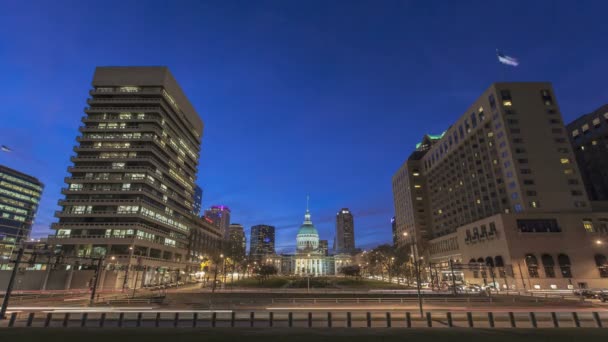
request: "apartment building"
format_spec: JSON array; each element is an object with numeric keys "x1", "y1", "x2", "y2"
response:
[
  {"x1": 393, "y1": 82, "x2": 608, "y2": 289},
  {"x1": 567, "y1": 104, "x2": 608, "y2": 201}
]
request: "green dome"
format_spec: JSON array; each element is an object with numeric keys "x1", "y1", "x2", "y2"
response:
[{"x1": 298, "y1": 223, "x2": 318, "y2": 236}]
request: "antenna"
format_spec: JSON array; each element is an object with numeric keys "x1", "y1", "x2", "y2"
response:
[{"x1": 306, "y1": 195, "x2": 310, "y2": 211}]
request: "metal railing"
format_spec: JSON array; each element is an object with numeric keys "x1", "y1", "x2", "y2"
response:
[{"x1": 1, "y1": 310, "x2": 605, "y2": 329}]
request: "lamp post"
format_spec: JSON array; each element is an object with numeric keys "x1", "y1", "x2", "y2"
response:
[
  {"x1": 403, "y1": 232, "x2": 423, "y2": 317},
  {"x1": 220, "y1": 254, "x2": 226, "y2": 288},
  {"x1": 0, "y1": 248, "x2": 24, "y2": 319}
]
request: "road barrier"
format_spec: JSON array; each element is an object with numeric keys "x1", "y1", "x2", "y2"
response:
[{"x1": 0, "y1": 310, "x2": 606, "y2": 329}]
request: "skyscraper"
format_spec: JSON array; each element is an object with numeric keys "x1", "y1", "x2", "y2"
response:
[
  {"x1": 318, "y1": 239, "x2": 329, "y2": 256},
  {"x1": 0, "y1": 165, "x2": 44, "y2": 259},
  {"x1": 192, "y1": 185, "x2": 203, "y2": 215},
  {"x1": 49, "y1": 66, "x2": 221, "y2": 288},
  {"x1": 249, "y1": 224, "x2": 275, "y2": 259},
  {"x1": 228, "y1": 223, "x2": 246, "y2": 260},
  {"x1": 567, "y1": 104, "x2": 608, "y2": 201},
  {"x1": 392, "y1": 82, "x2": 608, "y2": 289},
  {"x1": 204, "y1": 205, "x2": 231, "y2": 239},
  {"x1": 335, "y1": 208, "x2": 355, "y2": 254}
]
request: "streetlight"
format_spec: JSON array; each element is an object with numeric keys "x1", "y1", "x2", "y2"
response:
[
  {"x1": 596, "y1": 240, "x2": 603, "y2": 245},
  {"x1": 403, "y1": 232, "x2": 423, "y2": 317},
  {"x1": 220, "y1": 254, "x2": 226, "y2": 288}
]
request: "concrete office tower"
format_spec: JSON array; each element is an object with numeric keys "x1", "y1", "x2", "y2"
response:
[
  {"x1": 192, "y1": 185, "x2": 203, "y2": 215},
  {"x1": 567, "y1": 104, "x2": 608, "y2": 201},
  {"x1": 393, "y1": 83, "x2": 608, "y2": 289},
  {"x1": 204, "y1": 205, "x2": 231, "y2": 239},
  {"x1": 249, "y1": 224, "x2": 275, "y2": 259},
  {"x1": 0, "y1": 165, "x2": 44, "y2": 259},
  {"x1": 335, "y1": 208, "x2": 355, "y2": 254},
  {"x1": 228, "y1": 223, "x2": 246, "y2": 260},
  {"x1": 49, "y1": 66, "x2": 221, "y2": 289}
]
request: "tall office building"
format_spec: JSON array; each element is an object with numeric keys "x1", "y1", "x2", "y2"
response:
[
  {"x1": 49, "y1": 66, "x2": 221, "y2": 288},
  {"x1": 318, "y1": 239, "x2": 329, "y2": 256},
  {"x1": 204, "y1": 205, "x2": 231, "y2": 240},
  {"x1": 0, "y1": 165, "x2": 44, "y2": 259},
  {"x1": 249, "y1": 224, "x2": 275, "y2": 259},
  {"x1": 567, "y1": 104, "x2": 608, "y2": 201},
  {"x1": 393, "y1": 82, "x2": 608, "y2": 289},
  {"x1": 228, "y1": 223, "x2": 246, "y2": 260},
  {"x1": 335, "y1": 208, "x2": 355, "y2": 254},
  {"x1": 192, "y1": 185, "x2": 203, "y2": 215}
]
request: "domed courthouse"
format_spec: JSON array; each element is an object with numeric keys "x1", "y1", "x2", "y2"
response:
[{"x1": 265, "y1": 205, "x2": 353, "y2": 276}]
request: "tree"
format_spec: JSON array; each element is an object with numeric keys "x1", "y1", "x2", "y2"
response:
[
  {"x1": 255, "y1": 264, "x2": 278, "y2": 282},
  {"x1": 339, "y1": 265, "x2": 361, "y2": 278}
]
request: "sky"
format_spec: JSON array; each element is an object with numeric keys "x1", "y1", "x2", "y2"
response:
[{"x1": 1, "y1": 0, "x2": 607, "y2": 253}]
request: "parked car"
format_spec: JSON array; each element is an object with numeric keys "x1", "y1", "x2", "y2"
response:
[
  {"x1": 597, "y1": 292, "x2": 608, "y2": 303},
  {"x1": 574, "y1": 289, "x2": 602, "y2": 298}
]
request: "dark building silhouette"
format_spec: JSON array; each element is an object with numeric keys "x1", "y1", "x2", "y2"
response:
[
  {"x1": 249, "y1": 224, "x2": 275, "y2": 259},
  {"x1": 335, "y1": 208, "x2": 355, "y2": 253},
  {"x1": 567, "y1": 104, "x2": 608, "y2": 201}
]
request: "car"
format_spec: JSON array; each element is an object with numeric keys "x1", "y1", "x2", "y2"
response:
[
  {"x1": 598, "y1": 292, "x2": 608, "y2": 303},
  {"x1": 574, "y1": 289, "x2": 600, "y2": 298}
]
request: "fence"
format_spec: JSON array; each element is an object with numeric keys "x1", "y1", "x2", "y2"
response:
[{"x1": 1, "y1": 310, "x2": 605, "y2": 328}]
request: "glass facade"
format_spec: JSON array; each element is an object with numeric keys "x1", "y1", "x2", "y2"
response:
[{"x1": 0, "y1": 165, "x2": 43, "y2": 259}]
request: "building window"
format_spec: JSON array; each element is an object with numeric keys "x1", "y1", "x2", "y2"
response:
[
  {"x1": 525, "y1": 254, "x2": 540, "y2": 278},
  {"x1": 541, "y1": 254, "x2": 556, "y2": 278},
  {"x1": 583, "y1": 219, "x2": 594, "y2": 232},
  {"x1": 489, "y1": 95, "x2": 496, "y2": 109},
  {"x1": 595, "y1": 254, "x2": 608, "y2": 278},
  {"x1": 558, "y1": 254, "x2": 572, "y2": 278},
  {"x1": 541, "y1": 89, "x2": 553, "y2": 106},
  {"x1": 517, "y1": 219, "x2": 560, "y2": 233},
  {"x1": 500, "y1": 90, "x2": 512, "y2": 106}
]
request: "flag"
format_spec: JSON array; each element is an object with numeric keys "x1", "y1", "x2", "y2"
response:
[
  {"x1": 1, "y1": 145, "x2": 12, "y2": 152},
  {"x1": 497, "y1": 50, "x2": 519, "y2": 66}
]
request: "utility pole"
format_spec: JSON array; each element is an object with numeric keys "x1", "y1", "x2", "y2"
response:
[
  {"x1": 449, "y1": 259, "x2": 457, "y2": 296},
  {"x1": 0, "y1": 248, "x2": 24, "y2": 319},
  {"x1": 89, "y1": 257, "x2": 104, "y2": 306}
]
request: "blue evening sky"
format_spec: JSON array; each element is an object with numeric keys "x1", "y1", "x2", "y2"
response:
[{"x1": 1, "y1": 1, "x2": 607, "y2": 252}]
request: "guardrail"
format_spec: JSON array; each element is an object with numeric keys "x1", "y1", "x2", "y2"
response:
[{"x1": 0, "y1": 310, "x2": 605, "y2": 329}]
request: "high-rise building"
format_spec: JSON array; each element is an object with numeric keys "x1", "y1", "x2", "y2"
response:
[
  {"x1": 192, "y1": 185, "x2": 203, "y2": 215},
  {"x1": 335, "y1": 208, "x2": 355, "y2": 254},
  {"x1": 392, "y1": 82, "x2": 608, "y2": 289},
  {"x1": 0, "y1": 165, "x2": 44, "y2": 259},
  {"x1": 567, "y1": 104, "x2": 608, "y2": 201},
  {"x1": 319, "y1": 239, "x2": 328, "y2": 256},
  {"x1": 249, "y1": 224, "x2": 275, "y2": 259},
  {"x1": 228, "y1": 223, "x2": 246, "y2": 260},
  {"x1": 204, "y1": 205, "x2": 231, "y2": 240},
  {"x1": 48, "y1": 66, "x2": 221, "y2": 288}
]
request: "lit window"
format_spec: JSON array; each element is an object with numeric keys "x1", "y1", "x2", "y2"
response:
[
  {"x1": 530, "y1": 201, "x2": 539, "y2": 208},
  {"x1": 414, "y1": 184, "x2": 421, "y2": 188},
  {"x1": 564, "y1": 169, "x2": 574, "y2": 175},
  {"x1": 583, "y1": 220, "x2": 594, "y2": 232},
  {"x1": 560, "y1": 158, "x2": 570, "y2": 164},
  {"x1": 592, "y1": 140, "x2": 598, "y2": 146},
  {"x1": 582, "y1": 124, "x2": 590, "y2": 132},
  {"x1": 412, "y1": 172, "x2": 420, "y2": 176},
  {"x1": 119, "y1": 86, "x2": 140, "y2": 93},
  {"x1": 503, "y1": 100, "x2": 512, "y2": 107},
  {"x1": 593, "y1": 118, "x2": 601, "y2": 127}
]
